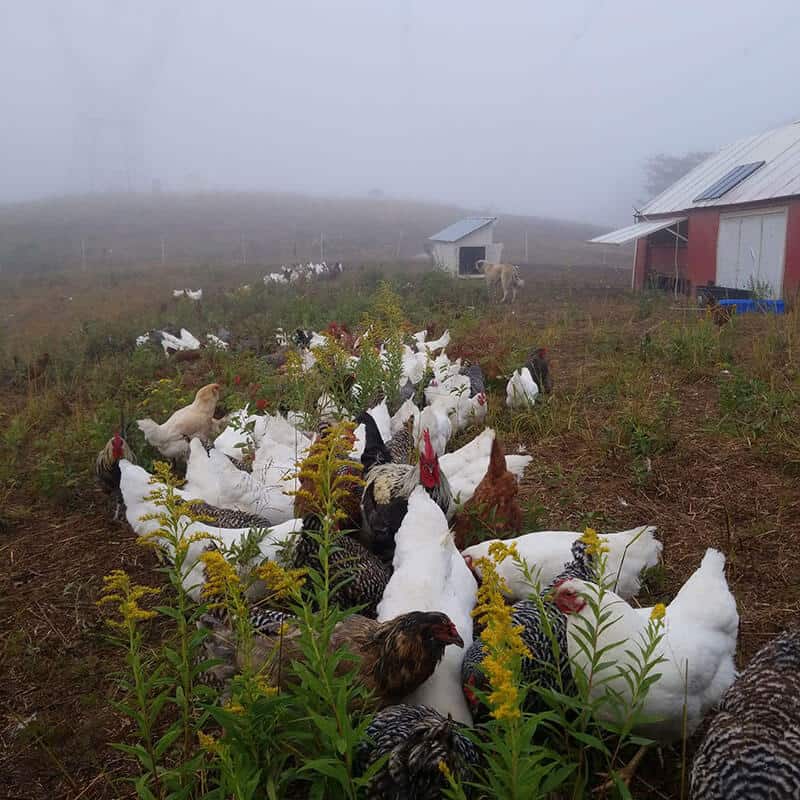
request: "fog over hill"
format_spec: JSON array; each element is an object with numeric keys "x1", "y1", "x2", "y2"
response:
[{"x1": 0, "y1": 192, "x2": 625, "y2": 276}]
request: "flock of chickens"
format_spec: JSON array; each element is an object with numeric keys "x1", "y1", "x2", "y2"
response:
[
  {"x1": 94, "y1": 323, "x2": 800, "y2": 799},
  {"x1": 264, "y1": 261, "x2": 345, "y2": 286}
]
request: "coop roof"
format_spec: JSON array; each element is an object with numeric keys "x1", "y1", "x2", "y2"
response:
[
  {"x1": 641, "y1": 121, "x2": 800, "y2": 215},
  {"x1": 429, "y1": 217, "x2": 497, "y2": 242}
]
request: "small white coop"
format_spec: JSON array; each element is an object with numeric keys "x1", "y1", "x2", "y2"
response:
[{"x1": 428, "y1": 217, "x2": 503, "y2": 277}]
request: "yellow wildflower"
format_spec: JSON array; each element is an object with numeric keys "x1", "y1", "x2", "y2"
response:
[
  {"x1": 437, "y1": 759, "x2": 453, "y2": 780},
  {"x1": 579, "y1": 527, "x2": 610, "y2": 558},
  {"x1": 197, "y1": 731, "x2": 218, "y2": 752},
  {"x1": 96, "y1": 570, "x2": 160, "y2": 629},
  {"x1": 650, "y1": 603, "x2": 666, "y2": 622},
  {"x1": 199, "y1": 550, "x2": 240, "y2": 602},
  {"x1": 487, "y1": 540, "x2": 519, "y2": 564},
  {"x1": 253, "y1": 674, "x2": 280, "y2": 697},
  {"x1": 225, "y1": 701, "x2": 244, "y2": 715},
  {"x1": 256, "y1": 561, "x2": 307, "y2": 600},
  {"x1": 470, "y1": 553, "x2": 530, "y2": 722}
]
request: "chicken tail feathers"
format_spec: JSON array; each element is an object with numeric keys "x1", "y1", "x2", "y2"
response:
[{"x1": 137, "y1": 418, "x2": 162, "y2": 446}]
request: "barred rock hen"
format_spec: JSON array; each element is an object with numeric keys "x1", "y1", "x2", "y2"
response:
[
  {"x1": 690, "y1": 625, "x2": 800, "y2": 800},
  {"x1": 387, "y1": 416, "x2": 415, "y2": 465},
  {"x1": 356, "y1": 704, "x2": 479, "y2": 800},
  {"x1": 95, "y1": 432, "x2": 136, "y2": 520},
  {"x1": 289, "y1": 519, "x2": 390, "y2": 617},
  {"x1": 200, "y1": 610, "x2": 463, "y2": 707},
  {"x1": 462, "y1": 540, "x2": 594, "y2": 719},
  {"x1": 460, "y1": 360, "x2": 486, "y2": 397},
  {"x1": 360, "y1": 429, "x2": 453, "y2": 562},
  {"x1": 525, "y1": 347, "x2": 553, "y2": 394},
  {"x1": 188, "y1": 502, "x2": 274, "y2": 530},
  {"x1": 452, "y1": 437, "x2": 522, "y2": 550}
]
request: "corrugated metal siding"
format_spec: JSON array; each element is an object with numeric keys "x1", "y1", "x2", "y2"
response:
[
  {"x1": 429, "y1": 217, "x2": 497, "y2": 242},
  {"x1": 643, "y1": 122, "x2": 800, "y2": 215}
]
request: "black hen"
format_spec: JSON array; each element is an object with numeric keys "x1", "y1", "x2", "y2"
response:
[
  {"x1": 359, "y1": 411, "x2": 391, "y2": 475},
  {"x1": 525, "y1": 347, "x2": 553, "y2": 394},
  {"x1": 690, "y1": 625, "x2": 800, "y2": 800},
  {"x1": 356, "y1": 704, "x2": 479, "y2": 800}
]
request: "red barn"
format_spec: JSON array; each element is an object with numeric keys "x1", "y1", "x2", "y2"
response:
[{"x1": 592, "y1": 121, "x2": 800, "y2": 299}]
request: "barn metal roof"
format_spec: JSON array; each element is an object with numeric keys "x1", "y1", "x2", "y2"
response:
[
  {"x1": 589, "y1": 217, "x2": 687, "y2": 245},
  {"x1": 429, "y1": 216, "x2": 497, "y2": 242},
  {"x1": 642, "y1": 121, "x2": 800, "y2": 215}
]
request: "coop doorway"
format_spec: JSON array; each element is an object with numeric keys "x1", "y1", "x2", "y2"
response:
[{"x1": 458, "y1": 246, "x2": 486, "y2": 276}]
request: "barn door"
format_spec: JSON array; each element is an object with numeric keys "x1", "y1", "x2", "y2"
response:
[{"x1": 716, "y1": 209, "x2": 787, "y2": 296}]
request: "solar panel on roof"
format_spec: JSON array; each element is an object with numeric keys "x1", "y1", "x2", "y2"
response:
[{"x1": 693, "y1": 161, "x2": 766, "y2": 202}]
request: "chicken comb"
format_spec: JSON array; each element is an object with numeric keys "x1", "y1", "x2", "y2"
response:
[{"x1": 422, "y1": 428, "x2": 435, "y2": 460}]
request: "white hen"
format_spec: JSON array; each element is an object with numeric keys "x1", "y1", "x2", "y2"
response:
[
  {"x1": 418, "y1": 403, "x2": 452, "y2": 457},
  {"x1": 119, "y1": 460, "x2": 302, "y2": 601},
  {"x1": 463, "y1": 526, "x2": 662, "y2": 600},
  {"x1": 439, "y1": 428, "x2": 531, "y2": 505},
  {"x1": 184, "y1": 439, "x2": 297, "y2": 523},
  {"x1": 416, "y1": 330, "x2": 451, "y2": 355},
  {"x1": 390, "y1": 398, "x2": 421, "y2": 438},
  {"x1": 377, "y1": 486, "x2": 477, "y2": 725},
  {"x1": 506, "y1": 367, "x2": 539, "y2": 408},
  {"x1": 554, "y1": 548, "x2": 738, "y2": 743}
]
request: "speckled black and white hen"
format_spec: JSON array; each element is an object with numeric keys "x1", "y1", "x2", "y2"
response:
[
  {"x1": 690, "y1": 625, "x2": 800, "y2": 800},
  {"x1": 289, "y1": 517, "x2": 391, "y2": 617},
  {"x1": 460, "y1": 361, "x2": 486, "y2": 398},
  {"x1": 189, "y1": 501, "x2": 274, "y2": 529},
  {"x1": 356, "y1": 704, "x2": 479, "y2": 800},
  {"x1": 461, "y1": 540, "x2": 594, "y2": 718}
]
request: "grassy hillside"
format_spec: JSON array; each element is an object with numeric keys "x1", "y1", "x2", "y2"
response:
[{"x1": 0, "y1": 191, "x2": 623, "y2": 276}]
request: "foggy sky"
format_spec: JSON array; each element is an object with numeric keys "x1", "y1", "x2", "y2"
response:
[{"x1": 2, "y1": 0, "x2": 799, "y2": 226}]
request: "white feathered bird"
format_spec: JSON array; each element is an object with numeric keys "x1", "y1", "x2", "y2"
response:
[
  {"x1": 418, "y1": 403, "x2": 452, "y2": 457},
  {"x1": 184, "y1": 438, "x2": 298, "y2": 523},
  {"x1": 390, "y1": 398, "x2": 421, "y2": 439},
  {"x1": 506, "y1": 367, "x2": 539, "y2": 408},
  {"x1": 463, "y1": 526, "x2": 662, "y2": 600},
  {"x1": 158, "y1": 328, "x2": 201, "y2": 355},
  {"x1": 377, "y1": 486, "x2": 477, "y2": 725},
  {"x1": 416, "y1": 330, "x2": 450, "y2": 355},
  {"x1": 119, "y1": 460, "x2": 302, "y2": 600},
  {"x1": 137, "y1": 383, "x2": 220, "y2": 460},
  {"x1": 554, "y1": 548, "x2": 738, "y2": 745}
]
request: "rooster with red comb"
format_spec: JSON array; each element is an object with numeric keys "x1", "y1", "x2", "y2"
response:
[{"x1": 359, "y1": 428, "x2": 454, "y2": 563}]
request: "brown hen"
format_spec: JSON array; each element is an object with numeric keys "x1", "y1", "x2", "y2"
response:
[
  {"x1": 201, "y1": 610, "x2": 463, "y2": 707},
  {"x1": 452, "y1": 437, "x2": 523, "y2": 550}
]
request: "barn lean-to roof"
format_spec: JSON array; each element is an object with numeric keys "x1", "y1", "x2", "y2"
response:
[{"x1": 429, "y1": 216, "x2": 497, "y2": 242}]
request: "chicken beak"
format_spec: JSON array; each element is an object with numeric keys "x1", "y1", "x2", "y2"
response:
[{"x1": 452, "y1": 632, "x2": 464, "y2": 648}]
